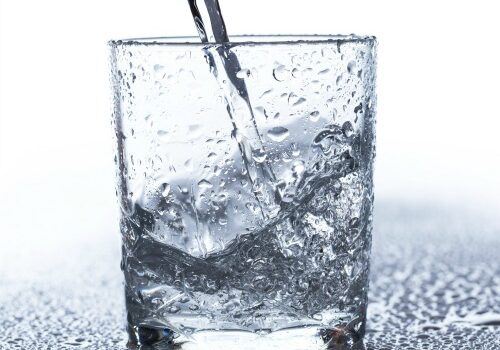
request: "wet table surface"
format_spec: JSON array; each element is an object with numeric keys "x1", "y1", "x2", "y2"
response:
[{"x1": 1, "y1": 201, "x2": 499, "y2": 349}]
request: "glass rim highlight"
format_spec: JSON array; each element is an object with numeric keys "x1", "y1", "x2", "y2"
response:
[{"x1": 109, "y1": 34, "x2": 377, "y2": 47}]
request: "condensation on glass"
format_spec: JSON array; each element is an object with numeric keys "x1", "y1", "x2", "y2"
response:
[{"x1": 109, "y1": 35, "x2": 377, "y2": 349}]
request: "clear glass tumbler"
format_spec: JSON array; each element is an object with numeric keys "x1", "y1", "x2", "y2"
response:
[{"x1": 109, "y1": 35, "x2": 376, "y2": 349}]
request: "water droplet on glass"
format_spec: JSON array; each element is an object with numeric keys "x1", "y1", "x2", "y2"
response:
[
  {"x1": 309, "y1": 111, "x2": 320, "y2": 122},
  {"x1": 312, "y1": 313, "x2": 323, "y2": 321},
  {"x1": 197, "y1": 179, "x2": 213, "y2": 189},
  {"x1": 260, "y1": 89, "x2": 273, "y2": 98},
  {"x1": 213, "y1": 165, "x2": 221, "y2": 176},
  {"x1": 313, "y1": 124, "x2": 343, "y2": 155},
  {"x1": 168, "y1": 306, "x2": 180, "y2": 314},
  {"x1": 273, "y1": 65, "x2": 288, "y2": 82},
  {"x1": 342, "y1": 121, "x2": 354, "y2": 138},
  {"x1": 335, "y1": 76, "x2": 343, "y2": 89},
  {"x1": 157, "y1": 130, "x2": 168, "y2": 139},
  {"x1": 184, "y1": 158, "x2": 193, "y2": 170},
  {"x1": 347, "y1": 61, "x2": 356, "y2": 74},
  {"x1": 267, "y1": 126, "x2": 290, "y2": 142},
  {"x1": 161, "y1": 183, "x2": 171, "y2": 197},
  {"x1": 252, "y1": 149, "x2": 267, "y2": 163},
  {"x1": 255, "y1": 106, "x2": 269, "y2": 119},
  {"x1": 218, "y1": 218, "x2": 228, "y2": 225},
  {"x1": 293, "y1": 97, "x2": 306, "y2": 107},
  {"x1": 236, "y1": 68, "x2": 251, "y2": 79},
  {"x1": 187, "y1": 124, "x2": 202, "y2": 140},
  {"x1": 153, "y1": 64, "x2": 164, "y2": 72},
  {"x1": 354, "y1": 103, "x2": 363, "y2": 115}
]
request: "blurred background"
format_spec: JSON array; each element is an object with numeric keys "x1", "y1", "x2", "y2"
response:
[{"x1": 1, "y1": 0, "x2": 499, "y2": 264}]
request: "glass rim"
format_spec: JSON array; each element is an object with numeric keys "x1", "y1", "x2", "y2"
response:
[{"x1": 109, "y1": 34, "x2": 376, "y2": 47}]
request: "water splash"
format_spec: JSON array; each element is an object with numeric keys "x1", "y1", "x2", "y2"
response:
[{"x1": 187, "y1": 0, "x2": 279, "y2": 219}]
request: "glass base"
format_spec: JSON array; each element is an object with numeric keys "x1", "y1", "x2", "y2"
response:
[{"x1": 127, "y1": 323, "x2": 365, "y2": 350}]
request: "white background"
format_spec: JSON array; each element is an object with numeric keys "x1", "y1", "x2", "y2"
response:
[{"x1": 1, "y1": 0, "x2": 499, "y2": 259}]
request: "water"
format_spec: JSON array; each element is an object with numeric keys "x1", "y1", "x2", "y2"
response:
[
  {"x1": 122, "y1": 117, "x2": 374, "y2": 346},
  {"x1": 4, "y1": 201, "x2": 500, "y2": 350},
  {"x1": 188, "y1": 0, "x2": 280, "y2": 221},
  {"x1": 111, "y1": 5, "x2": 377, "y2": 346},
  {"x1": 187, "y1": 0, "x2": 228, "y2": 43}
]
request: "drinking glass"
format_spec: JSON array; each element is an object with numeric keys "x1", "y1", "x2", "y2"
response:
[{"x1": 109, "y1": 35, "x2": 376, "y2": 349}]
